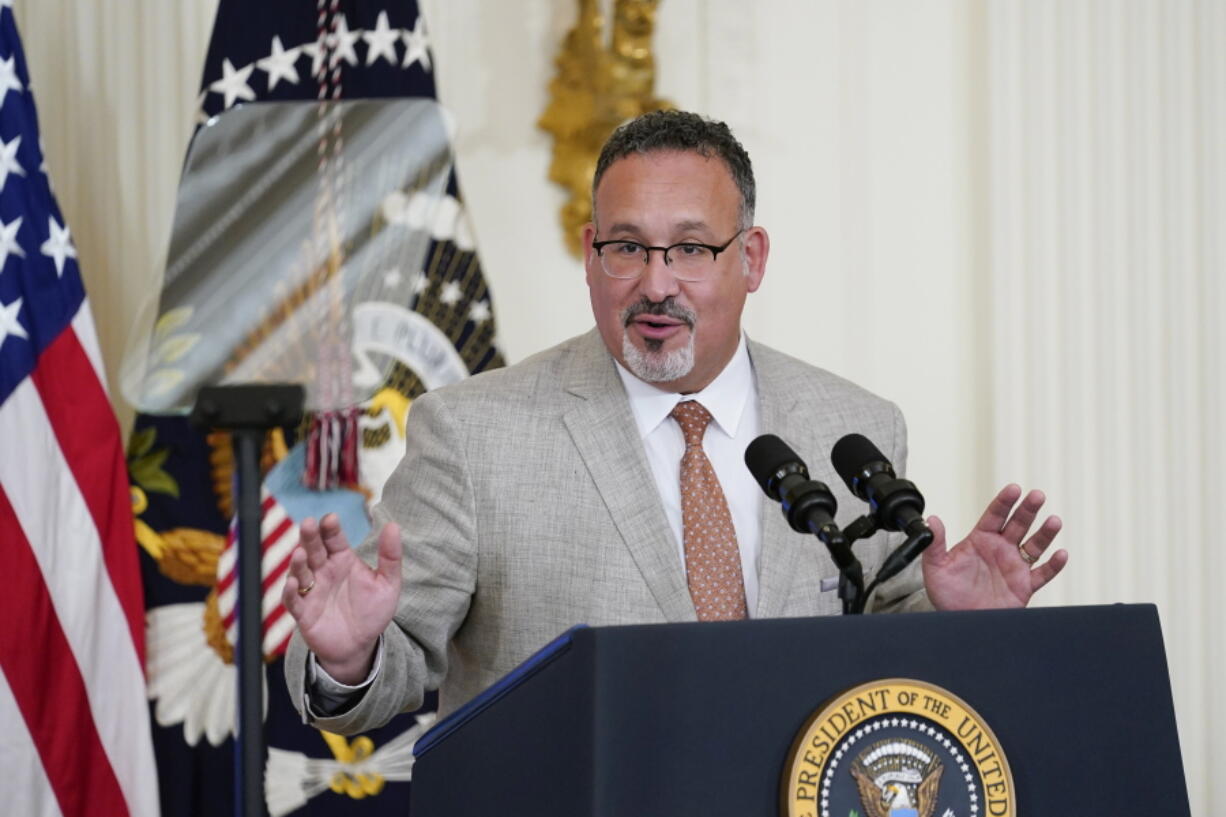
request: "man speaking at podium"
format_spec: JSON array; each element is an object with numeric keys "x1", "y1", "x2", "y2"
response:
[{"x1": 282, "y1": 111, "x2": 1067, "y2": 731}]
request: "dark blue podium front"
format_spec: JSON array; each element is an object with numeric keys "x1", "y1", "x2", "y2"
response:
[{"x1": 410, "y1": 604, "x2": 1189, "y2": 816}]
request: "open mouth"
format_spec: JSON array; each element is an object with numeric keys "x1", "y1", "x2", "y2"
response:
[
  {"x1": 622, "y1": 298, "x2": 695, "y2": 336},
  {"x1": 630, "y1": 315, "x2": 688, "y2": 340},
  {"x1": 635, "y1": 316, "x2": 683, "y2": 329}
]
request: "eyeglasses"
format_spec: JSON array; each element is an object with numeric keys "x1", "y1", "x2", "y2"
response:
[{"x1": 591, "y1": 230, "x2": 744, "y2": 282}]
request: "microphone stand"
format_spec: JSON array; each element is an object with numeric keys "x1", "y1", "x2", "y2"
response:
[
  {"x1": 840, "y1": 516, "x2": 878, "y2": 615},
  {"x1": 841, "y1": 515, "x2": 933, "y2": 615},
  {"x1": 818, "y1": 529, "x2": 863, "y2": 616}
]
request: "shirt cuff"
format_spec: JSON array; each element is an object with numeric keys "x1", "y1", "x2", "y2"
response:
[{"x1": 303, "y1": 635, "x2": 384, "y2": 719}]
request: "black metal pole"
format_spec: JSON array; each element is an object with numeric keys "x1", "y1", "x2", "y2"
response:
[
  {"x1": 233, "y1": 427, "x2": 267, "y2": 817},
  {"x1": 190, "y1": 384, "x2": 303, "y2": 817}
]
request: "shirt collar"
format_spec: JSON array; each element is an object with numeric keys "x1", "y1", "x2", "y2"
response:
[{"x1": 615, "y1": 335, "x2": 754, "y2": 440}]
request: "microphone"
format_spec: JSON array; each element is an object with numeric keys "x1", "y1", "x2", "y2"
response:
[
  {"x1": 830, "y1": 433, "x2": 928, "y2": 537},
  {"x1": 745, "y1": 434, "x2": 855, "y2": 572},
  {"x1": 830, "y1": 433, "x2": 933, "y2": 584}
]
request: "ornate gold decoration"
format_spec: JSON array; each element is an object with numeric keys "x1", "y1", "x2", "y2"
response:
[
  {"x1": 202, "y1": 589, "x2": 236, "y2": 665},
  {"x1": 321, "y1": 732, "x2": 387, "y2": 798},
  {"x1": 365, "y1": 387, "x2": 411, "y2": 438},
  {"x1": 154, "y1": 526, "x2": 224, "y2": 587},
  {"x1": 539, "y1": 0, "x2": 673, "y2": 256},
  {"x1": 206, "y1": 427, "x2": 289, "y2": 519},
  {"x1": 131, "y1": 484, "x2": 225, "y2": 585}
]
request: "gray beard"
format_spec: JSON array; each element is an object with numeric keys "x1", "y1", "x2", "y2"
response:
[{"x1": 622, "y1": 331, "x2": 695, "y2": 383}]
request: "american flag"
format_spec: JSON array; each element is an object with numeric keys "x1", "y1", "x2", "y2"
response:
[
  {"x1": 216, "y1": 489, "x2": 300, "y2": 657},
  {"x1": 0, "y1": 8, "x2": 160, "y2": 817}
]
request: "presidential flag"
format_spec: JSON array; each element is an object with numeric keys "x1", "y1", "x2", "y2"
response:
[
  {"x1": 0, "y1": 7, "x2": 160, "y2": 817},
  {"x1": 131, "y1": 2, "x2": 503, "y2": 815}
]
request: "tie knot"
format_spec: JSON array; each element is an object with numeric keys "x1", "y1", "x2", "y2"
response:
[{"x1": 671, "y1": 400, "x2": 713, "y2": 446}]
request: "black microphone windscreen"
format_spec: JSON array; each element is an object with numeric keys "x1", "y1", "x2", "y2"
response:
[
  {"x1": 830, "y1": 433, "x2": 886, "y2": 491},
  {"x1": 744, "y1": 434, "x2": 803, "y2": 497}
]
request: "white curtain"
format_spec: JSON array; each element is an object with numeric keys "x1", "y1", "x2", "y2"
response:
[
  {"x1": 986, "y1": 0, "x2": 1224, "y2": 808},
  {"x1": 13, "y1": 1, "x2": 1220, "y2": 811}
]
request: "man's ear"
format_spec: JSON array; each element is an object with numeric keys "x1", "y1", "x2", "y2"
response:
[{"x1": 743, "y1": 226, "x2": 770, "y2": 293}]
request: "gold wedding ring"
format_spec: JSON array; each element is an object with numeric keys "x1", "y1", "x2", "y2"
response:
[
  {"x1": 1018, "y1": 544, "x2": 1038, "y2": 565},
  {"x1": 297, "y1": 579, "x2": 316, "y2": 596}
]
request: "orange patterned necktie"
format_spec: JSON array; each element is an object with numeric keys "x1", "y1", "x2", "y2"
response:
[{"x1": 671, "y1": 400, "x2": 748, "y2": 621}]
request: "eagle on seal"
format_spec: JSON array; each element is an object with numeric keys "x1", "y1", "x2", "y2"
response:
[{"x1": 850, "y1": 738, "x2": 943, "y2": 817}]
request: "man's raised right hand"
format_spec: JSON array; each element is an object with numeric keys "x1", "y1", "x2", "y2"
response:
[{"x1": 282, "y1": 515, "x2": 403, "y2": 685}]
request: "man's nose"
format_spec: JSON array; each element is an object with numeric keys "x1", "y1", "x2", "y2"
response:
[{"x1": 637, "y1": 250, "x2": 681, "y2": 301}]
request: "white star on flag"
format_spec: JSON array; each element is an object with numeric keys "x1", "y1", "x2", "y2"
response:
[
  {"x1": 0, "y1": 133, "x2": 24, "y2": 192},
  {"x1": 439, "y1": 280, "x2": 462, "y2": 305},
  {"x1": 0, "y1": 55, "x2": 23, "y2": 107},
  {"x1": 0, "y1": 295, "x2": 26, "y2": 348},
  {"x1": 412, "y1": 273, "x2": 429, "y2": 295},
  {"x1": 0, "y1": 215, "x2": 24, "y2": 268},
  {"x1": 256, "y1": 36, "x2": 300, "y2": 91},
  {"x1": 468, "y1": 300, "x2": 491, "y2": 324},
  {"x1": 363, "y1": 11, "x2": 400, "y2": 66},
  {"x1": 402, "y1": 16, "x2": 431, "y2": 72},
  {"x1": 303, "y1": 37, "x2": 325, "y2": 79},
  {"x1": 328, "y1": 14, "x2": 360, "y2": 68},
  {"x1": 40, "y1": 215, "x2": 76, "y2": 277},
  {"x1": 209, "y1": 58, "x2": 256, "y2": 109}
]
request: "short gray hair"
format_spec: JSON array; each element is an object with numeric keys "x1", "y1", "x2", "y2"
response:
[{"x1": 592, "y1": 110, "x2": 756, "y2": 230}]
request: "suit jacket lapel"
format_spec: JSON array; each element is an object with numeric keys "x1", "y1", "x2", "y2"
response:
[
  {"x1": 561, "y1": 331, "x2": 696, "y2": 622},
  {"x1": 750, "y1": 339, "x2": 842, "y2": 618}
]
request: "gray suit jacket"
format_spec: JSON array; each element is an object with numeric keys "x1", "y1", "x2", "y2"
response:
[{"x1": 286, "y1": 330, "x2": 929, "y2": 730}]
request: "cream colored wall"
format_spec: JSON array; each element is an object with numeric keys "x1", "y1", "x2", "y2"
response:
[{"x1": 10, "y1": 1, "x2": 1221, "y2": 812}]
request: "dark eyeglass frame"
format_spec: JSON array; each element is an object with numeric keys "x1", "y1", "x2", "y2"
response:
[{"x1": 591, "y1": 229, "x2": 744, "y2": 274}]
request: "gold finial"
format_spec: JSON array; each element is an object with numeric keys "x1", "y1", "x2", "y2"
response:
[{"x1": 539, "y1": 0, "x2": 673, "y2": 257}]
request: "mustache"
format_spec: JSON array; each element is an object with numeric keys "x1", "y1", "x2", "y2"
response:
[{"x1": 621, "y1": 297, "x2": 696, "y2": 328}]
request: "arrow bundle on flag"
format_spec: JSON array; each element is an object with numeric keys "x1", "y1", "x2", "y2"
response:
[{"x1": 0, "y1": 7, "x2": 160, "y2": 817}]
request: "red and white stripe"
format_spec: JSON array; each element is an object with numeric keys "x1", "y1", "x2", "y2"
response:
[
  {"x1": 215, "y1": 489, "x2": 299, "y2": 658},
  {"x1": 0, "y1": 304, "x2": 160, "y2": 817}
]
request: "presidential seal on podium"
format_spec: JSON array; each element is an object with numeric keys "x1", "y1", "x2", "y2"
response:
[{"x1": 782, "y1": 679, "x2": 1015, "y2": 817}]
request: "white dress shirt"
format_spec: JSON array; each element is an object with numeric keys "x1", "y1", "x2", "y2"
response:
[{"x1": 614, "y1": 336, "x2": 763, "y2": 614}]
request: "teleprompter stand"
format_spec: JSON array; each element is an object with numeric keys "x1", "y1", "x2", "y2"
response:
[
  {"x1": 190, "y1": 384, "x2": 304, "y2": 817},
  {"x1": 411, "y1": 604, "x2": 1190, "y2": 816}
]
